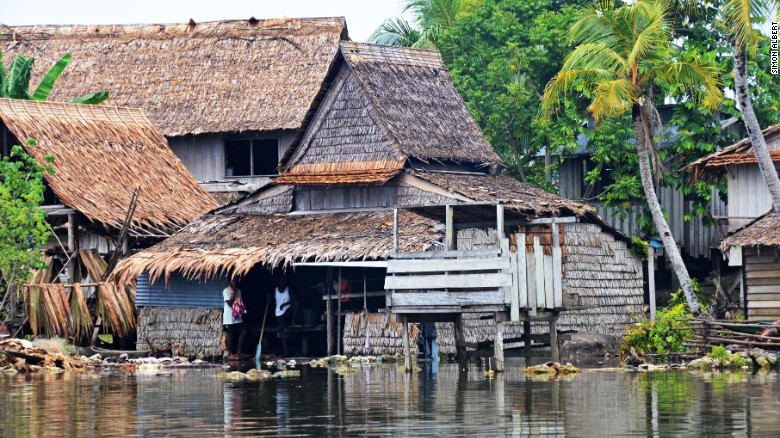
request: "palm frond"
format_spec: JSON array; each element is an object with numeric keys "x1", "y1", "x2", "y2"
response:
[
  {"x1": 70, "y1": 284, "x2": 93, "y2": 344},
  {"x1": 541, "y1": 67, "x2": 616, "y2": 115},
  {"x1": 589, "y1": 78, "x2": 637, "y2": 120},
  {"x1": 369, "y1": 17, "x2": 425, "y2": 48},
  {"x1": 625, "y1": 1, "x2": 673, "y2": 69},
  {"x1": 562, "y1": 43, "x2": 627, "y2": 75},
  {"x1": 655, "y1": 59, "x2": 724, "y2": 111},
  {"x1": 724, "y1": 0, "x2": 778, "y2": 54}
]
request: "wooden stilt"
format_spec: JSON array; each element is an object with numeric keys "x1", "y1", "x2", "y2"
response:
[
  {"x1": 401, "y1": 314, "x2": 411, "y2": 372},
  {"x1": 648, "y1": 246, "x2": 656, "y2": 321},
  {"x1": 523, "y1": 320, "x2": 532, "y2": 352},
  {"x1": 549, "y1": 319, "x2": 559, "y2": 363},
  {"x1": 455, "y1": 314, "x2": 467, "y2": 369},
  {"x1": 337, "y1": 268, "x2": 342, "y2": 355},
  {"x1": 326, "y1": 268, "x2": 333, "y2": 356},
  {"x1": 66, "y1": 214, "x2": 78, "y2": 285},
  {"x1": 494, "y1": 314, "x2": 505, "y2": 372}
]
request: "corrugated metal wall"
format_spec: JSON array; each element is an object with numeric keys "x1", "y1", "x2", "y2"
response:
[
  {"x1": 559, "y1": 158, "x2": 726, "y2": 259},
  {"x1": 136, "y1": 272, "x2": 226, "y2": 308}
]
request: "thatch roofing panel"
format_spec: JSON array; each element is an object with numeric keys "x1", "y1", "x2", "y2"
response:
[
  {"x1": 0, "y1": 99, "x2": 216, "y2": 231},
  {"x1": 2, "y1": 18, "x2": 346, "y2": 136},
  {"x1": 411, "y1": 171, "x2": 595, "y2": 219},
  {"x1": 275, "y1": 160, "x2": 405, "y2": 185},
  {"x1": 720, "y1": 210, "x2": 780, "y2": 249},
  {"x1": 113, "y1": 210, "x2": 442, "y2": 283},
  {"x1": 341, "y1": 42, "x2": 500, "y2": 166},
  {"x1": 688, "y1": 124, "x2": 780, "y2": 179}
]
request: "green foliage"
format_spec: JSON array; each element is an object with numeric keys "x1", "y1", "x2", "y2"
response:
[
  {"x1": 0, "y1": 50, "x2": 109, "y2": 104},
  {"x1": 0, "y1": 141, "x2": 53, "y2": 288},
  {"x1": 668, "y1": 278, "x2": 708, "y2": 311},
  {"x1": 439, "y1": 0, "x2": 590, "y2": 186},
  {"x1": 708, "y1": 345, "x2": 748, "y2": 367},
  {"x1": 621, "y1": 304, "x2": 694, "y2": 355}
]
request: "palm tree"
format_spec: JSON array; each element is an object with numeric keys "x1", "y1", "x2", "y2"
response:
[
  {"x1": 542, "y1": 0, "x2": 723, "y2": 316},
  {"x1": 723, "y1": 0, "x2": 780, "y2": 215},
  {"x1": 0, "y1": 51, "x2": 108, "y2": 104},
  {"x1": 369, "y1": 0, "x2": 474, "y2": 49}
]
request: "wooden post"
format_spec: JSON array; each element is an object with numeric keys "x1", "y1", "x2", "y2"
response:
[
  {"x1": 66, "y1": 214, "x2": 78, "y2": 285},
  {"x1": 337, "y1": 267, "x2": 342, "y2": 355},
  {"x1": 363, "y1": 269, "x2": 368, "y2": 312},
  {"x1": 549, "y1": 319, "x2": 559, "y2": 363},
  {"x1": 445, "y1": 205, "x2": 455, "y2": 250},
  {"x1": 551, "y1": 222, "x2": 563, "y2": 309},
  {"x1": 496, "y1": 204, "x2": 505, "y2": 239},
  {"x1": 523, "y1": 320, "x2": 532, "y2": 352},
  {"x1": 393, "y1": 208, "x2": 399, "y2": 253},
  {"x1": 455, "y1": 314, "x2": 467, "y2": 369},
  {"x1": 648, "y1": 246, "x2": 656, "y2": 321},
  {"x1": 494, "y1": 313, "x2": 505, "y2": 372},
  {"x1": 326, "y1": 268, "x2": 333, "y2": 356},
  {"x1": 401, "y1": 314, "x2": 411, "y2": 372}
]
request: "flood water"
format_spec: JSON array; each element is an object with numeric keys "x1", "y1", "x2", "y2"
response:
[{"x1": 2, "y1": 358, "x2": 780, "y2": 437}]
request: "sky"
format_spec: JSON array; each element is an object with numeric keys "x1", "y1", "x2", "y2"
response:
[{"x1": 1, "y1": 0, "x2": 411, "y2": 42}]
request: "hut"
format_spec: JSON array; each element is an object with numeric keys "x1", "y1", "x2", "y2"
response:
[
  {"x1": 720, "y1": 212, "x2": 780, "y2": 320},
  {"x1": 0, "y1": 98, "x2": 215, "y2": 338},
  {"x1": 2, "y1": 18, "x2": 348, "y2": 202},
  {"x1": 114, "y1": 43, "x2": 645, "y2": 359},
  {"x1": 688, "y1": 123, "x2": 780, "y2": 319}
]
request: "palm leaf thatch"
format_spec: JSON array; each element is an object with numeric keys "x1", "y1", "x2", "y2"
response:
[
  {"x1": 27, "y1": 284, "x2": 72, "y2": 338},
  {"x1": 113, "y1": 210, "x2": 443, "y2": 285},
  {"x1": 0, "y1": 99, "x2": 216, "y2": 233},
  {"x1": 1, "y1": 18, "x2": 347, "y2": 136},
  {"x1": 69, "y1": 284, "x2": 93, "y2": 344},
  {"x1": 80, "y1": 249, "x2": 136, "y2": 338},
  {"x1": 688, "y1": 123, "x2": 780, "y2": 180},
  {"x1": 284, "y1": 42, "x2": 502, "y2": 174}
]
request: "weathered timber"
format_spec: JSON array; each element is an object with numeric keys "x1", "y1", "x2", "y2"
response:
[
  {"x1": 386, "y1": 257, "x2": 510, "y2": 274},
  {"x1": 390, "y1": 291, "x2": 505, "y2": 307},
  {"x1": 390, "y1": 248, "x2": 502, "y2": 259},
  {"x1": 385, "y1": 273, "x2": 512, "y2": 290}
]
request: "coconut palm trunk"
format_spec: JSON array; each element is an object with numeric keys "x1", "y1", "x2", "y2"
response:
[
  {"x1": 733, "y1": 47, "x2": 780, "y2": 214},
  {"x1": 634, "y1": 103, "x2": 702, "y2": 316}
]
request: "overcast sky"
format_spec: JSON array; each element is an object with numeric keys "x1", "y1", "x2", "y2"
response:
[{"x1": 2, "y1": 0, "x2": 411, "y2": 42}]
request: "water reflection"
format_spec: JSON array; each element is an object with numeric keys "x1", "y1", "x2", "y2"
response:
[{"x1": 1, "y1": 360, "x2": 779, "y2": 437}]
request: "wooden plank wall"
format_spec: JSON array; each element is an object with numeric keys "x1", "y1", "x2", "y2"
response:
[
  {"x1": 727, "y1": 165, "x2": 777, "y2": 232},
  {"x1": 168, "y1": 134, "x2": 225, "y2": 182},
  {"x1": 744, "y1": 247, "x2": 780, "y2": 320}
]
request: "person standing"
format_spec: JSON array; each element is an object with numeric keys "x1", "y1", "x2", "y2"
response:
[
  {"x1": 223, "y1": 278, "x2": 247, "y2": 359},
  {"x1": 274, "y1": 277, "x2": 296, "y2": 357}
]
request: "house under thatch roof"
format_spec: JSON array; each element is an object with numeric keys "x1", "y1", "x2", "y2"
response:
[
  {"x1": 278, "y1": 42, "x2": 502, "y2": 185},
  {"x1": 688, "y1": 123, "x2": 780, "y2": 180},
  {"x1": 1, "y1": 18, "x2": 347, "y2": 137},
  {"x1": 0, "y1": 98, "x2": 216, "y2": 234}
]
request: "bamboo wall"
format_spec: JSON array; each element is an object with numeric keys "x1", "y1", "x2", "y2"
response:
[
  {"x1": 137, "y1": 307, "x2": 223, "y2": 358},
  {"x1": 342, "y1": 312, "x2": 419, "y2": 356}
]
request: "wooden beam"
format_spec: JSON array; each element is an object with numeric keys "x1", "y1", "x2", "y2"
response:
[
  {"x1": 389, "y1": 290, "x2": 505, "y2": 307},
  {"x1": 549, "y1": 319, "x2": 560, "y2": 363},
  {"x1": 337, "y1": 267, "x2": 342, "y2": 355},
  {"x1": 648, "y1": 246, "x2": 656, "y2": 321},
  {"x1": 384, "y1": 273, "x2": 512, "y2": 290},
  {"x1": 455, "y1": 314, "x2": 467, "y2": 368},
  {"x1": 445, "y1": 205, "x2": 455, "y2": 251},
  {"x1": 391, "y1": 248, "x2": 501, "y2": 259},
  {"x1": 534, "y1": 237, "x2": 546, "y2": 309},
  {"x1": 494, "y1": 316, "x2": 505, "y2": 372},
  {"x1": 401, "y1": 315, "x2": 411, "y2": 372},
  {"x1": 387, "y1": 257, "x2": 510, "y2": 274},
  {"x1": 393, "y1": 208, "x2": 399, "y2": 253},
  {"x1": 496, "y1": 204, "x2": 505, "y2": 239},
  {"x1": 551, "y1": 222, "x2": 563, "y2": 309},
  {"x1": 42, "y1": 205, "x2": 76, "y2": 216}
]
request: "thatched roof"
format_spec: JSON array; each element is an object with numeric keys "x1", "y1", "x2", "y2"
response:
[
  {"x1": 280, "y1": 42, "x2": 501, "y2": 184},
  {"x1": 721, "y1": 210, "x2": 780, "y2": 249},
  {"x1": 1, "y1": 18, "x2": 347, "y2": 136},
  {"x1": 113, "y1": 210, "x2": 442, "y2": 284},
  {"x1": 0, "y1": 99, "x2": 216, "y2": 233},
  {"x1": 411, "y1": 171, "x2": 597, "y2": 220},
  {"x1": 688, "y1": 123, "x2": 780, "y2": 179}
]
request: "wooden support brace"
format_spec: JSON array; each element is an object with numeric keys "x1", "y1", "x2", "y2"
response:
[
  {"x1": 549, "y1": 319, "x2": 560, "y2": 363},
  {"x1": 401, "y1": 315, "x2": 412, "y2": 372},
  {"x1": 455, "y1": 314, "x2": 467, "y2": 369},
  {"x1": 494, "y1": 314, "x2": 505, "y2": 372}
]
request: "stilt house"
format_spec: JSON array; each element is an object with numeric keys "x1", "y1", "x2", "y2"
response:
[
  {"x1": 2, "y1": 18, "x2": 348, "y2": 203},
  {"x1": 690, "y1": 123, "x2": 780, "y2": 320},
  {"x1": 0, "y1": 98, "x2": 215, "y2": 338},
  {"x1": 114, "y1": 43, "x2": 645, "y2": 359}
]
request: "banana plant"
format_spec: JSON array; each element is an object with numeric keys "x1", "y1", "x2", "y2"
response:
[{"x1": 0, "y1": 51, "x2": 109, "y2": 104}]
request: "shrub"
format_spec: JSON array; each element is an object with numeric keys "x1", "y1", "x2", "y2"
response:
[{"x1": 622, "y1": 304, "x2": 694, "y2": 355}]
